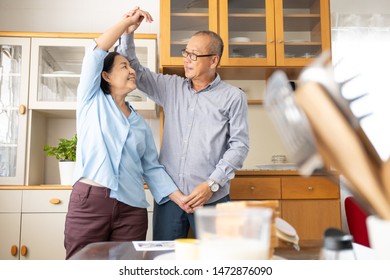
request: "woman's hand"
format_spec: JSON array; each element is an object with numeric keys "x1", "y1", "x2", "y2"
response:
[
  {"x1": 169, "y1": 190, "x2": 194, "y2": 213},
  {"x1": 123, "y1": 7, "x2": 153, "y2": 35}
]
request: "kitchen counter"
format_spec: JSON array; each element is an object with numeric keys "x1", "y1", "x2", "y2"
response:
[
  {"x1": 236, "y1": 169, "x2": 338, "y2": 176},
  {"x1": 0, "y1": 185, "x2": 72, "y2": 190}
]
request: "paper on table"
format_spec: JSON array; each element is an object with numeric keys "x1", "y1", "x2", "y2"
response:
[{"x1": 132, "y1": 241, "x2": 175, "y2": 251}]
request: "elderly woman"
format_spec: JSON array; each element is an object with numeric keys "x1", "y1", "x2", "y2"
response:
[{"x1": 64, "y1": 8, "x2": 189, "y2": 259}]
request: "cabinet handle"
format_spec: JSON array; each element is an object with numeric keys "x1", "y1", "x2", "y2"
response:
[
  {"x1": 307, "y1": 186, "x2": 314, "y2": 191},
  {"x1": 278, "y1": 40, "x2": 283, "y2": 44},
  {"x1": 21, "y1": 245, "x2": 27, "y2": 256},
  {"x1": 19, "y1": 105, "x2": 26, "y2": 115},
  {"x1": 269, "y1": 39, "x2": 274, "y2": 43},
  {"x1": 10, "y1": 245, "x2": 18, "y2": 256},
  {"x1": 250, "y1": 186, "x2": 255, "y2": 191},
  {"x1": 49, "y1": 198, "x2": 61, "y2": 204}
]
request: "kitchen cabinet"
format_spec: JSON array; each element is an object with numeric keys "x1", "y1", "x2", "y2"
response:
[
  {"x1": 160, "y1": 0, "x2": 331, "y2": 68},
  {"x1": 0, "y1": 38, "x2": 30, "y2": 185},
  {"x1": 0, "y1": 190, "x2": 22, "y2": 260},
  {"x1": 145, "y1": 188, "x2": 154, "y2": 240},
  {"x1": 0, "y1": 188, "x2": 71, "y2": 260},
  {"x1": 28, "y1": 37, "x2": 157, "y2": 114},
  {"x1": 0, "y1": 32, "x2": 158, "y2": 186},
  {"x1": 280, "y1": 176, "x2": 341, "y2": 244},
  {"x1": 230, "y1": 171, "x2": 341, "y2": 245}
]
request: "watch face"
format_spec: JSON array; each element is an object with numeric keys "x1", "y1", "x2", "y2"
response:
[{"x1": 211, "y1": 183, "x2": 219, "y2": 192}]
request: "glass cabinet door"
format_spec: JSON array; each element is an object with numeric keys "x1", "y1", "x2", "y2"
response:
[
  {"x1": 160, "y1": 0, "x2": 219, "y2": 66},
  {"x1": 0, "y1": 37, "x2": 30, "y2": 185},
  {"x1": 124, "y1": 38, "x2": 158, "y2": 118},
  {"x1": 219, "y1": 0, "x2": 276, "y2": 66},
  {"x1": 29, "y1": 38, "x2": 92, "y2": 110},
  {"x1": 275, "y1": 0, "x2": 331, "y2": 66}
]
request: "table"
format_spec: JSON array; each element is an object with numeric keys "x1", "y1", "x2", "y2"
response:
[
  {"x1": 69, "y1": 241, "x2": 321, "y2": 260},
  {"x1": 69, "y1": 241, "x2": 374, "y2": 260},
  {"x1": 69, "y1": 241, "x2": 171, "y2": 260}
]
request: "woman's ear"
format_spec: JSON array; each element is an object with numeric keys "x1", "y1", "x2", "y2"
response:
[{"x1": 102, "y1": 71, "x2": 110, "y2": 83}]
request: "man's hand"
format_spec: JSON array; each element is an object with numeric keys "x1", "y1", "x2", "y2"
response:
[
  {"x1": 183, "y1": 181, "x2": 213, "y2": 210},
  {"x1": 123, "y1": 7, "x2": 153, "y2": 34},
  {"x1": 169, "y1": 190, "x2": 194, "y2": 213}
]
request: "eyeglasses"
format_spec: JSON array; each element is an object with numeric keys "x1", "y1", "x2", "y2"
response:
[{"x1": 181, "y1": 49, "x2": 216, "y2": 61}]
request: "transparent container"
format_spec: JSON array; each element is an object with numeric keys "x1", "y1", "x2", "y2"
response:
[{"x1": 320, "y1": 228, "x2": 356, "y2": 260}]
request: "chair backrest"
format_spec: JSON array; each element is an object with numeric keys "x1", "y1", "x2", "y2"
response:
[{"x1": 344, "y1": 196, "x2": 370, "y2": 247}]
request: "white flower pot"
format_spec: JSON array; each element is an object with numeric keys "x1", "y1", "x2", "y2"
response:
[{"x1": 58, "y1": 161, "x2": 75, "y2": 185}]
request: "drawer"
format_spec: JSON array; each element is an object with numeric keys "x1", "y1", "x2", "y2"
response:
[
  {"x1": 230, "y1": 177, "x2": 281, "y2": 200},
  {"x1": 0, "y1": 190, "x2": 22, "y2": 212},
  {"x1": 281, "y1": 176, "x2": 340, "y2": 199},
  {"x1": 22, "y1": 190, "x2": 71, "y2": 213}
]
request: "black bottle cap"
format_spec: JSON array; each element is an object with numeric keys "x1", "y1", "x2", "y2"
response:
[{"x1": 323, "y1": 228, "x2": 354, "y2": 251}]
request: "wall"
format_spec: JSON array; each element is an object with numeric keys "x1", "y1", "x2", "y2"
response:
[{"x1": 0, "y1": 0, "x2": 160, "y2": 34}]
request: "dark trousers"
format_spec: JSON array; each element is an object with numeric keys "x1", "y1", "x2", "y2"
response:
[
  {"x1": 64, "y1": 181, "x2": 147, "y2": 259},
  {"x1": 152, "y1": 195, "x2": 230, "y2": 241}
]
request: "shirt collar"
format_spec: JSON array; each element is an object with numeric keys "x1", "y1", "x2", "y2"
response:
[{"x1": 186, "y1": 73, "x2": 221, "y2": 93}]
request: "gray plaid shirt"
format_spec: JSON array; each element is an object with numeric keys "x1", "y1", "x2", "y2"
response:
[{"x1": 119, "y1": 34, "x2": 249, "y2": 203}]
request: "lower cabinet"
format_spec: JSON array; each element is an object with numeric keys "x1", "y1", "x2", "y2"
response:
[
  {"x1": 230, "y1": 172, "x2": 341, "y2": 245},
  {"x1": 0, "y1": 189, "x2": 71, "y2": 260},
  {"x1": 0, "y1": 190, "x2": 22, "y2": 260},
  {"x1": 280, "y1": 176, "x2": 341, "y2": 244},
  {"x1": 145, "y1": 188, "x2": 154, "y2": 241},
  {"x1": 0, "y1": 188, "x2": 155, "y2": 260}
]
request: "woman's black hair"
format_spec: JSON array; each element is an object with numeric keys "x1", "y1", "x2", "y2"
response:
[{"x1": 100, "y1": 51, "x2": 121, "y2": 94}]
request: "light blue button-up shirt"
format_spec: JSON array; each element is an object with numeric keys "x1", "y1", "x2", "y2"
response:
[
  {"x1": 118, "y1": 34, "x2": 250, "y2": 203},
  {"x1": 73, "y1": 41, "x2": 178, "y2": 208}
]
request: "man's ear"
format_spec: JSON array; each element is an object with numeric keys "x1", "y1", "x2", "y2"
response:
[
  {"x1": 102, "y1": 71, "x2": 110, "y2": 82},
  {"x1": 211, "y1": 55, "x2": 220, "y2": 69}
]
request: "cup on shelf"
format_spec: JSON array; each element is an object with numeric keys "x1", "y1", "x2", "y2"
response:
[{"x1": 271, "y1": 154, "x2": 287, "y2": 164}]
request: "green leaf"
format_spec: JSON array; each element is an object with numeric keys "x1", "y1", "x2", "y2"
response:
[{"x1": 43, "y1": 134, "x2": 77, "y2": 161}]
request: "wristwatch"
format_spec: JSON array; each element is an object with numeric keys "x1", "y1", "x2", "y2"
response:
[{"x1": 207, "y1": 178, "x2": 220, "y2": 193}]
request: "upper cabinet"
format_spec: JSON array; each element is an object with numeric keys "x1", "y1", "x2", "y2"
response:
[
  {"x1": 0, "y1": 37, "x2": 30, "y2": 185},
  {"x1": 29, "y1": 38, "x2": 91, "y2": 111},
  {"x1": 29, "y1": 37, "x2": 158, "y2": 116},
  {"x1": 160, "y1": 0, "x2": 219, "y2": 66},
  {"x1": 160, "y1": 0, "x2": 331, "y2": 68}
]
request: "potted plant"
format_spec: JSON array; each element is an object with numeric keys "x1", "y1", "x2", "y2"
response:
[{"x1": 43, "y1": 134, "x2": 77, "y2": 185}]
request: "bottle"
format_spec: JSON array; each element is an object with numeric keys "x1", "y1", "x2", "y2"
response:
[{"x1": 320, "y1": 228, "x2": 356, "y2": 260}]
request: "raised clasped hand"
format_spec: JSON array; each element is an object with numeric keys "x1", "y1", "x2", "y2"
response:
[{"x1": 123, "y1": 6, "x2": 153, "y2": 34}]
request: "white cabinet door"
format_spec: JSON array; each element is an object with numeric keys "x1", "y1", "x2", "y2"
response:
[
  {"x1": 19, "y1": 189, "x2": 71, "y2": 260},
  {"x1": 125, "y1": 39, "x2": 158, "y2": 118},
  {"x1": 28, "y1": 37, "x2": 157, "y2": 116},
  {"x1": 0, "y1": 190, "x2": 22, "y2": 259},
  {"x1": 29, "y1": 38, "x2": 92, "y2": 110},
  {"x1": 19, "y1": 212, "x2": 67, "y2": 260},
  {"x1": 0, "y1": 37, "x2": 30, "y2": 185},
  {"x1": 145, "y1": 189, "x2": 154, "y2": 240},
  {"x1": 0, "y1": 213, "x2": 21, "y2": 260}
]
